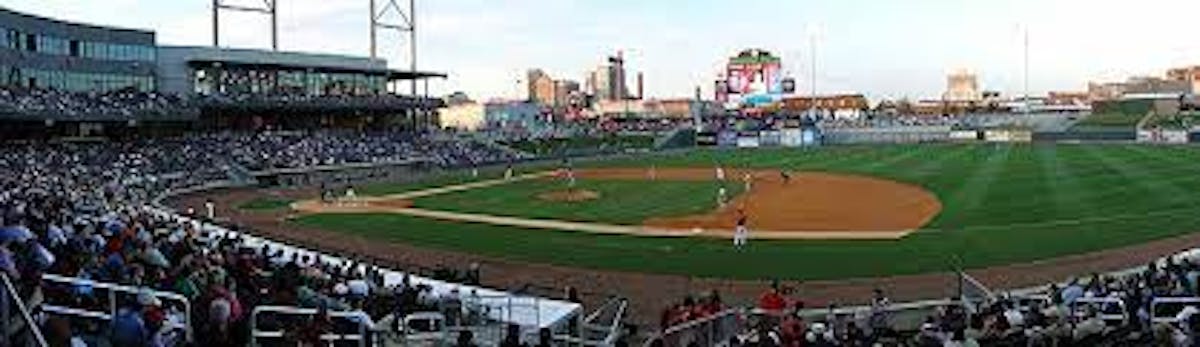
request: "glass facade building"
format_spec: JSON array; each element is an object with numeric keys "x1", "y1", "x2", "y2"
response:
[
  {"x1": 155, "y1": 46, "x2": 402, "y2": 98},
  {"x1": 190, "y1": 66, "x2": 386, "y2": 96},
  {"x1": 0, "y1": 7, "x2": 157, "y2": 92}
]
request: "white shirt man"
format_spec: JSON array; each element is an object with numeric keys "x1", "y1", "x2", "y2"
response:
[
  {"x1": 734, "y1": 211, "x2": 749, "y2": 248},
  {"x1": 204, "y1": 200, "x2": 215, "y2": 220},
  {"x1": 715, "y1": 166, "x2": 726, "y2": 181}
]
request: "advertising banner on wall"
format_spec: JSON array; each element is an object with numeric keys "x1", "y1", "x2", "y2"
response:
[
  {"x1": 984, "y1": 130, "x2": 1033, "y2": 142},
  {"x1": 950, "y1": 130, "x2": 980, "y2": 141},
  {"x1": 696, "y1": 131, "x2": 718, "y2": 146},
  {"x1": 737, "y1": 136, "x2": 761, "y2": 148},
  {"x1": 802, "y1": 128, "x2": 820, "y2": 145},
  {"x1": 781, "y1": 128, "x2": 803, "y2": 147},
  {"x1": 717, "y1": 130, "x2": 739, "y2": 147},
  {"x1": 1138, "y1": 129, "x2": 1189, "y2": 144},
  {"x1": 759, "y1": 131, "x2": 782, "y2": 146}
]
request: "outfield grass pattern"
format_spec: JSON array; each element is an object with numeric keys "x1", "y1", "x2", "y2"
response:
[
  {"x1": 296, "y1": 144, "x2": 1200, "y2": 280},
  {"x1": 236, "y1": 197, "x2": 294, "y2": 211},
  {"x1": 411, "y1": 179, "x2": 743, "y2": 224}
]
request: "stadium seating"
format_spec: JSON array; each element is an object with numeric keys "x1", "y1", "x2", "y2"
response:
[{"x1": 0, "y1": 129, "x2": 555, "y2": 347}]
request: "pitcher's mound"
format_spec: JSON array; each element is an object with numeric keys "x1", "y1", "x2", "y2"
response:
[{"x1": 538, "y1": 189, "x2": 600, "y2": 202}]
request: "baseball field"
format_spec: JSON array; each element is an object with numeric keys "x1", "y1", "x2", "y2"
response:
[{"x1": 288, "y1": 144, "x2": 1200, "y2": 281}]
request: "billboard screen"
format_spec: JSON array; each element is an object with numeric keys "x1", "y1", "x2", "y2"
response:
[
  {"x1": 727, "y1": 62, "x2": 783, "y2": 95},
  {"x1": 722, "y1": 49, "x2": 788, "y2": 108}
]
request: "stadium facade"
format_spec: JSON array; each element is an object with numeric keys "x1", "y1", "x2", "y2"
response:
[
  {"x1": 0, "y1": 7, "x2": 157, "y2": 92},
  {"x1": 0, "y1": 6, "x2": 445, "y2": 138}
]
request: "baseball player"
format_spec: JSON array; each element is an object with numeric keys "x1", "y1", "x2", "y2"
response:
[
  {"x1": 717, "y1": 186, "x2": 728, "y2": 208},
  {"x1": 715, "y1": 166, "x2": 726, "y2": 181},
  {"x1": 566, "y1": 167, "x2": 577, "y2": 188},
  {"x1": 504, "y1": 163, "x2": 514, "y2": 181},
  {"x1": 344, "y1": 185, "x2": 357, "y2": 205},
  {"x1": 471, "y1": 165, "x2": 479, "y2": 179},
  {"x1": 780, "y1": 170, "x2": 791, "y2": 184},
  {"x1": 743, "y1": 173, "x2": 753, "y2": 192},
  {"x1": 204, "y1": 199, "x2": 215, "y2": 220},
  {"x1": 734, "y1": 209, "x2": 749, "y2": 249},
  {"x1": 648, "y1": 165, "x2": 657, "y2": 180}
]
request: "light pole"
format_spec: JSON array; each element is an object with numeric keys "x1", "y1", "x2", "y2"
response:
[
  {"x1": 808, "y1": 29, "x2": 819, "y2": 119},
  {"x1": 1022, "y1": 27, "x2": 1030, "y2": 116}
]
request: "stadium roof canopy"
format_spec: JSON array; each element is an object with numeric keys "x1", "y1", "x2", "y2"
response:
[{"x1": 159, "y1": 46, "x2": 446, "y2": 80}]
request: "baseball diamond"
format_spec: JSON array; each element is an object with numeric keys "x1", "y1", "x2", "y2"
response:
[
  {"x1": 13, "y1": 2, "x2": 1200, "y2": 346},
  {"x1": 274, "y1": 144, "x2": 1200, "y2": 280}
]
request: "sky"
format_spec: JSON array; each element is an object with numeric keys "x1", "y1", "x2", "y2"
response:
[{"x1": 6, "y1": 0, "x2": 1200, "y2": 101}]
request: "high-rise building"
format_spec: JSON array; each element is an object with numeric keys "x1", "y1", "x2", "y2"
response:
[
  {"x1": 1166, "y1": 66, "x2": 1200, "y2": 94},
  {"x1": 609, "y1": 51, "x2": 627, "y2": 100},
  {"x1": 554, "y1": 80, "x2": 580, "y2": 108},
  {"x1": 587, "y1": 66, "x2": 610, "y2": 101},
  {"x1": 943, "y1": 69, "x2": 981, "y2": 102},
  {"x1": 636, "y1": 72, "x2": 644, "y2": 100},
  {"x1": 526, "y1": 69, "x2": 556, "y2": 105},
  {"x1": 585, "y1": 52, "x2": 629, "y2": 102}
]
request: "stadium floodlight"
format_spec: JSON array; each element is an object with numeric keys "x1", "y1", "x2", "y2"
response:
[
  {"x1": 371, "y1": 0, "x2": 418, "y2": 95},
  {"x1": 211, "y1": 0, "x2": 279, "y2": 51}
]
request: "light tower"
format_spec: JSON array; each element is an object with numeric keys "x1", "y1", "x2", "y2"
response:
[
  {"x1": 211, "y1": 0, "x2": 278, "y2": 50},
  {"x1": 370, "y1": 0, "x2": 419, "y2": 95}
]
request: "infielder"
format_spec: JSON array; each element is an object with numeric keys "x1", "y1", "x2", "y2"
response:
[
  {"x1": 343, "y1": 185, "x2": 357, "y2": 206},
  {"x1": 504, "y1": 164, "x2": 514, "y2": 181},
  {"x1": 717, "y1": 186, "x2": 728, "y2": 208},
  {"x1": 780, "y1": 170, "x2": 791, "y2": 184},
  {"x1": 734, "y1": 209, "x2": 749, "y2": 249},
  {"x1": 715, "y1": 166, "x2": 726, "y2": 181},
  {"x1": 743, "y1": 173, "x2": 753, "y2": 192},
  {"x1": 204, "y1": 199, "x2": 215, "y2": 220}
]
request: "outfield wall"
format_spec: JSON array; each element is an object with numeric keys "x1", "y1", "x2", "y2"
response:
[{"x1": 821, "y1": 126, "x2": 953, "y2": 144}]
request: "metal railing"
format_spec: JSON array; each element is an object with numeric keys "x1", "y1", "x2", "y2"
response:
[
  {"x1": 641, "y1": 308, "x2": 742, "y2": 347},
  {"x1": 248, "y1": 305, "x2": 370, "y2": 347},
  {"x1": 1, "y1": 273, "x2": 48, "y2": 347},
  {"x1": 1150, "y1": 297, "x2": 1200, "y2": 324},
  {"x1": 1069, "y1": 297, "x2": 1127, "y2": 323},
  {"x1": 558, "y1": 297, "x2": 627, "y2": 347},
  {"x1": 37, "y1": 273, "x2": 192, "y2": 343}
]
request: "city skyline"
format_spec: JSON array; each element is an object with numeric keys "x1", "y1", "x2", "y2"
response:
[{"x1": 8, "y1": 0, "x2": 1200, "y2": 101}]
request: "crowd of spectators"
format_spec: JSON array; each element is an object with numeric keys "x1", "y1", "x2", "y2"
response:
[
  {"x1": 0, "y1": 130, "x2": 527, "y2": 346},
  {"x1": 0, "y1": 85, "x2": 445, "y2": 121},
  {"x1": 183, "y1": 131, "x2": 516, "y2": 171},
  {"x1": 658, "y1": 257, "x2": 1200, "y2": 347},
  {"x1": 0, "y1": 86, "x2": 190, "y2": 120},
  {"x1": 195, "y1": 91, "x2": 444, "y2": 111}
]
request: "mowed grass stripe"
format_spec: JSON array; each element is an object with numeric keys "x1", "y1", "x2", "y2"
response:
[
  {"x1": 411, "y1": 179, "x2": 742, "y2": 225},
  {"x1": 297, "y1": 145, "x2": 1200, "y2": 280}
]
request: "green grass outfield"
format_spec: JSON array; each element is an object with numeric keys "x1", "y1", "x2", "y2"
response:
[
  {"x1": 411, "y1": 179, "x2": 743, "y2": 224},
  {"x1": 236, "y1": 197, "x2": 294, "y2": 211},
  {"x1": 295, "y1": 144, "x2": 1200, "y2": 280}
]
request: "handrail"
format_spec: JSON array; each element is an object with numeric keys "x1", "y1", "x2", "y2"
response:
[
  {"x1": 1150, "y1": 297, "x2": 1200, "y2": 324},
  {"x1": 1070, "y1": 297, "x2": 1127, "y2": 322},
  {"x1": 642, "y1": 308, "x2": 742, "y2": 347},
  {"x1": 248, "y1": 305, "x2": 370, "y2": 347},
  {"x1": 1, "y1": 273, "x2": 48, "y2": 347},
  {"x1": 39, "y1": 273, "x2": 193, "y2": 342},
  {"x1": 601, "y1": 299, "x2": 628, "y2": 346},
  {"x1": 583, "y1": 297, "x2": 622, "y2": 324}
]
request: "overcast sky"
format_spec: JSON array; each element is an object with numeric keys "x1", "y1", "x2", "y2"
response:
[{"x1": 7, "y1": 0, "x2": 1200, "y2": 100}]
